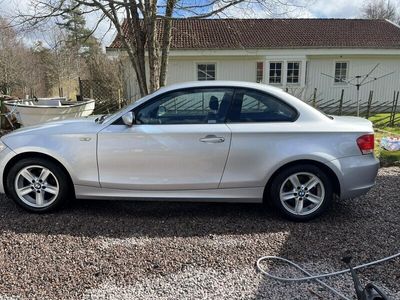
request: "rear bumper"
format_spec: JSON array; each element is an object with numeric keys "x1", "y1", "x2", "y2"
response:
[{"x1": 327, "y1": 154, "x2": 379, "y2": 200}]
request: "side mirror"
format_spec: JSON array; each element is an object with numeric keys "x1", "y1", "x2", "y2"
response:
[{"x1": 122, "y1": 111, "x2": 135, "y2": 126}]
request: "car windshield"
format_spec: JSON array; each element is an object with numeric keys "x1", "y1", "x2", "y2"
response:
[{"x1": 96, "y1": 91, "x2": 160, "y2": 124}]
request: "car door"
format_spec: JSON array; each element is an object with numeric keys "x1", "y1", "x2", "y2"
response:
[
  {"x1": 97, "y1": 87, "x2": 234, "y2": 190},
  {"x1": 220, "y1": 88, "x2": 299, "y2": 189}
]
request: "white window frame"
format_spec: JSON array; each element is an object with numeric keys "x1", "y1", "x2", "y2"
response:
[
  {"x1": 268, "y1": 61, "x2": 283, "y2": 85},
  {"x1": 333, "y1": 61, "x2": 349, "y2": 85},
  {"x1": 286, "y1": 61, "x2": 301, "y2": 85},
  {"x1": 196, "y1": 63, "x2": 217, "y2": 81}
]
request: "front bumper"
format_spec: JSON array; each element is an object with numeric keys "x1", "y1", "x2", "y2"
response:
[
  {"x1": 0, "y1": 146, "x2": 16, "y2": 194},
  {"x1": 327, "y1": 154, "x2": 380, "y2": 200}
]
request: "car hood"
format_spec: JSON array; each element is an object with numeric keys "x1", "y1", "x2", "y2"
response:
[{"x1": 2, "y1": 117, "x2": 101, "y2": 141}]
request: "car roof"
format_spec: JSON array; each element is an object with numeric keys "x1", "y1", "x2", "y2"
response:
[{"x1": 157, "y1": 80, "x2": 284, "y2": 94}]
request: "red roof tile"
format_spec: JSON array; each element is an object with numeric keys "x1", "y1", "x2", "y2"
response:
[{"x1": 107, "y1": 18, "x2": 400, "y2": 50}]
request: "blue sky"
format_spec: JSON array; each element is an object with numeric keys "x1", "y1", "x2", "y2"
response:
[{"x1": 0, "y1": 0, "x2": 397, "y2": 47}]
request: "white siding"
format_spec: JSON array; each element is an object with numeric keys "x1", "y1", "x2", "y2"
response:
[
  {"x1": 121, "y1": 57, "x2": 262, "y2": 100},
  {"x1": 121, "y1": 57, "x2": 140, "y2": 101},
  {"x1": 304, "y1": 57, "x2": 400, "y2": 106},
  {"x1": 167, "y1": 59, "x2": 196, "y2": 83},
  {"x1": 166, "y1": 57, "x2": 261, "y2": 84},
  {"x1": 120, "y1": 53, "x2": 400, "y2": 108}
]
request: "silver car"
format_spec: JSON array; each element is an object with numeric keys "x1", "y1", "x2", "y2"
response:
[{"x1": 0, "y1": 81, "x2": 379, "y2": 221}]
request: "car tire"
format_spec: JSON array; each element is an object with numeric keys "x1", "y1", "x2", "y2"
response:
[
  {"x1": 6, "y1": 157, "x2": 71, "y2": 213},
  {"x1": 269, "y1": 164, "x2": 333, "y2": 221}
]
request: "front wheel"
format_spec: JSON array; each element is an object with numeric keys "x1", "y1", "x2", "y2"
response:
[
  {"x1": 6, "y1": 158, "x2": 71, "y2": 213},
  {"x1": 269, "y1": 164, "x2": 333, "y2": 221}
]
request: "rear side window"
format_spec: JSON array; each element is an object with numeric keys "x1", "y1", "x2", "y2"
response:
[{"x1": 226, "y1": 89, "x2": 297, "y2": 123}]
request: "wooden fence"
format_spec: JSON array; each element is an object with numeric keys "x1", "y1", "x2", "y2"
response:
[{"x1": 303, "y1": 88, "x2": 399, "y2": 127}]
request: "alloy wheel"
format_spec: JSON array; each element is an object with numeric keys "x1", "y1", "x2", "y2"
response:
[
  {"x1": 279, "y1": 172, "x2": 325, "y2": 216},
  {"x1": 14, "y1": 165, "x2": 59, "y2": 208}
]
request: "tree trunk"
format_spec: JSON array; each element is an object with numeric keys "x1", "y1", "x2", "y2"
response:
[
  {"x1": 107, "y1": 0, "x2": 149, "y2": 96},
  {"x1": 144, "y1": 0, "x2": 160, "y2": 93},
  {"x1": 127, "y1": 1, "x2": 149, "y2": 96},
  {"x1": 159, "y1": 0, "x2": 175, "y2": 88}
]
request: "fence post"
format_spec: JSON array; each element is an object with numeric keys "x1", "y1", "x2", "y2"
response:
[
  {"x1": 0, "y1": 97, "x2": 4, "y2": 130},
  {"x1": 338, "y1": 89, "x2": 344, "y2": 116},
  {"x1": 390, "y1": 91, "x2": 399, "y2": 127},
  {"x1": 312, "y1": 88, "x2": 317, "y2": 108},
  {"x1": 89, "y1": 88, "x2": 94, "y2": 100},
  {"x1": 118, "y1": 88, "x2": 121, "y2": 109},
  {"x1": 78, "y1": 77, "x2": 83, "y2": 99},
  {"x1": 365, "y1": 90, "x2": 373, "y2": 119},
  {"x1": 58, "y1": 87, "x2": 64, "y2": 97},
  {"x1": 390, "y1": 91, "x2": 397, "y2": 126}
]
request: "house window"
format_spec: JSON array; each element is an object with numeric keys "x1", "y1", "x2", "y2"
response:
[
  {"x1": 256, "y1": 62, "x2": 264, "y2": 83},
  {"x1": 334, "y1": 62, "x2": 348, "y2": 83},
  {"x1": 197, "y1": 64, "x2": 216, "y2": 81},
  {"x1": 269, "y1": 62, "x2": 282, "y2": 84},
  {"x1": 287, "y1": 62, "x2": 300, "y2": 84}
]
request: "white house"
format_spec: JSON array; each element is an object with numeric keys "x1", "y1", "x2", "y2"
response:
[{"x1": 106, "y1": 18, "x2": 400, "y2": 109}]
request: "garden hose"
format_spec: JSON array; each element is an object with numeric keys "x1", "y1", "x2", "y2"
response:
[{"x1": 256, "y1": 251, "x2": 400, "y2": 300}]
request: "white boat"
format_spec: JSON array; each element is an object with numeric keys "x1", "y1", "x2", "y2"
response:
[{"x1": 4, "y1": 98, "x2": 95, "y2": 126}]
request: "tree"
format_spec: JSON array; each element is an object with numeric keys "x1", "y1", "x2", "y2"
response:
[
  {"x1": 56, "y1": 0, "x2": 98, "y2": 50},
  {"x1": 31, "y1": 41, "x2": 59, "y2": 96},
  {"x1": 0, "y1": 18, "x2": 26, "y2": 95},
  {"x1": 361, "y1": 0, "x2": 399, "y2": 23},
  {"x1": 17, "y1": 0, "x2": 300, "y2": 97}
]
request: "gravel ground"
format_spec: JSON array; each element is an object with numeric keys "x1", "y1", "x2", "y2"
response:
[{"x1": 0, "y1": 167, "x2": 399, "y2": 300}]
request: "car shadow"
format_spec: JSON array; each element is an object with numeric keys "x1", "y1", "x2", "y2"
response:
[{"x1": 0, "y1": 195, "x2": 291, "y2": 238}]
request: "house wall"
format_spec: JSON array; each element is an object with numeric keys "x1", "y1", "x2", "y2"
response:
[
  {"x1": 119, "y1": 52, "x2": 400, "y2": 110},
  {"x1": 122, "y1": 56, "x2": 264, "y2": 101},
  {"x1": 167, "y1": 56, "x2": 263, "y2": 83},
  {"x1": 304, "y1": 57, "x2": 400, "y2": 107}
]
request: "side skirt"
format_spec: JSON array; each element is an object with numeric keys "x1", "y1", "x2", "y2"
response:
[{"x1": 74, "y1": 185, "x2": 264, "y2": 203}]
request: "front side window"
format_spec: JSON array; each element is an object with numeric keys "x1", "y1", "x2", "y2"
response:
[
  {"x1": 197, "y1": 64, "x2": 216, "y2": 81},
  {"x1": 226, "y1": 89, "x2": 297, "y2": 123},
  {"x1": 287, "y1": 62, "x2": 300, "y2": 84},
  {"x1": 135, "y1": 88, "x2": 233, "y2": 125},
  {"x1": 269, "y1": 62, "x2": 282, "y2": 84},
  {"x1": 334, "y1": 62, "x2": 348, "y2": 83}
]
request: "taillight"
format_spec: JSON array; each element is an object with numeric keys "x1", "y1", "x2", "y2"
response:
[{"x1": 357, "y1": 134, "x2": 374, "y2": 155}]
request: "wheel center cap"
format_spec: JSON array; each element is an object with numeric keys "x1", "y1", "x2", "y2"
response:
[
  {"x1": 298, "y1": 190, "x2": 305, "y2": 197},
  {"x1": 34, "y1": 183, "x2": 41, "y2": 189}
]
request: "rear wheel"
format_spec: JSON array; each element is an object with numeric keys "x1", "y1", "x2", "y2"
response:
[
  {"x1": 269, "y1": 164, "x2": 333, "y2": 221},
  {"x1": 6, "y1": 158, "x2": 71, "y2": 212}
]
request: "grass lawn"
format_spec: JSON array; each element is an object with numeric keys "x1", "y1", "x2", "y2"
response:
[
  {"x1": 369, "y1": 114, "x2": 400, "y2": 166},
  {"x1": 368, "y1": 113, "x2": 400, "y2": 134}
]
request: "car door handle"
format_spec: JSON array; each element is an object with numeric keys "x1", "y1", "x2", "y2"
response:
[{"x1": 200, "y1": 135, "x2": 225, "y2": 143}]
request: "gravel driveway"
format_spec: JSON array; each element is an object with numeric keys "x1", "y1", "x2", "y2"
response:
[{"x1": 0, "y1": 167, "x2": 399, "y2": 300}]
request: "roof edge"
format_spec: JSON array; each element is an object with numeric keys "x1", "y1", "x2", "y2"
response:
[
  {"x1": 385, "y1": 18, "x2": 400, "y2": 30},
  {"x1": 106, "y1": 46, "x2": 400, "y2": 52}
]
